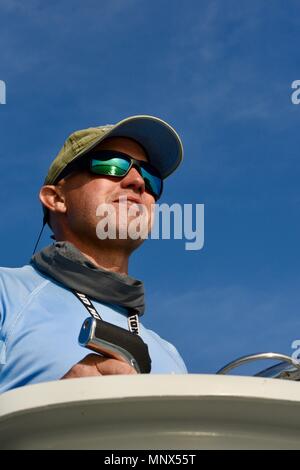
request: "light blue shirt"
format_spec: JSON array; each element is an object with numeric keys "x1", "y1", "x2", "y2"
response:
[{"x1": 0, "y1": 265, "x2": 187, "y2": 393}]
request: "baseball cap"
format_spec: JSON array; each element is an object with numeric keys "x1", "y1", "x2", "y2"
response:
[{"x1": 45, "y1": 114, "x2": 184, "y2": 185}]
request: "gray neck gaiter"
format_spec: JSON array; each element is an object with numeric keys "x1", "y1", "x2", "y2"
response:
[{"x1": 30, "y1": 241, "x2": 145, "y2": 316}]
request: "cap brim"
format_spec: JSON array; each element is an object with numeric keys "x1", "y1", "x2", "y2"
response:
[{"x1": 102, "y1": 115, "x2": 183, "y2": 179}]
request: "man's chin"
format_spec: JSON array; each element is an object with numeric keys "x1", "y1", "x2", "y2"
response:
[{"x1": 95, "y1": 234, "x2": 146, "y2": 253}]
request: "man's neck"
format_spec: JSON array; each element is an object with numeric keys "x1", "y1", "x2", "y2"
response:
[
  {"x1": 80, "y1": 247, "x2": 129, "y2": 275},
  {"x1": 62, "y1": 237, "x2": 130, "y2": 275}
]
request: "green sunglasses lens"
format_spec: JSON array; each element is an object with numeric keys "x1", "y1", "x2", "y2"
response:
[
  {"x1": 90, "y1": 156, "x2": 162, "y2": 199},
  {"x1": 91, "y1": 157, "x2": 130, "y2": 176}
]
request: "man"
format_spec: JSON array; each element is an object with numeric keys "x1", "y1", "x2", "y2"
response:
[{"x1": 0, "y1": 115, "x2": 187, "y2": 393}]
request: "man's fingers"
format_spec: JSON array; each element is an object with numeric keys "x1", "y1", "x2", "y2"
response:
[
  {"x1": 94, "y1": 356, "x2": 137, "y2": 375},
  {"x1": 83, "y1": 353, "x2": 137, "y2": 373},
  {"x1": 61, "y1": 353, "x2": 137, "y2": 379}
]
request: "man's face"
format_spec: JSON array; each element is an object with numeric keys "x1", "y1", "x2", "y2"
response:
[{"x1": 55, "y1": 137, "x2": 156, "y2": 250}]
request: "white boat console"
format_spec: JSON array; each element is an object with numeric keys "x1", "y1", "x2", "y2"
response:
[{"x1": 1, "y1": 374, "x2": 300, "y2": 449}]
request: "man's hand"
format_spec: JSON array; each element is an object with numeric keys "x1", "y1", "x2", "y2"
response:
[{"x1": 61, "y1": 353, "x2": 137, "y2": 379}]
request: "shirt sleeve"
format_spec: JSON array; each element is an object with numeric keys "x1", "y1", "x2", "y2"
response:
[
  {"x1": 160, "y1": 338, "x2": 188, "y2": 373},
  {"x1": 147, "y1": 328, "x2": 188, "y2": 373}
]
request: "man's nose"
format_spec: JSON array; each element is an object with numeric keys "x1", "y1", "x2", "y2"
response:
[{"x1": 120, "y1": 165, "x2": 145, "y2": 195}]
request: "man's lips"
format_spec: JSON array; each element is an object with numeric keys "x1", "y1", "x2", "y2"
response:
[{"x1": 113, "y1": 195, "x2": 142, "y2": 205}]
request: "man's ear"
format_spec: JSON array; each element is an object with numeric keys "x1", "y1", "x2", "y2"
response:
[{"x1": 39, "y1": 185, "x2": 67, "y2": 214}]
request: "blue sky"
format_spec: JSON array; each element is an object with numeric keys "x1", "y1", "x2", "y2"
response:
[{"x1": 1, "y1": 0, "x2": 300, "y2": 375}]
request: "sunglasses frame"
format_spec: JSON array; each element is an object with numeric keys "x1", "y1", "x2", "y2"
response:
[{"x1": 89, "y1": 150, "x2": 163, "y2": 200}]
